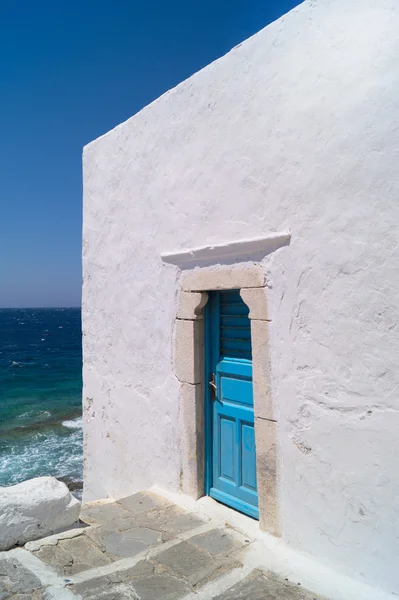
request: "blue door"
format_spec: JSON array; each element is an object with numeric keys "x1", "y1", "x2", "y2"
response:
[{"x1": 205, "y1": 290, "x2": 258, "y2": 519}]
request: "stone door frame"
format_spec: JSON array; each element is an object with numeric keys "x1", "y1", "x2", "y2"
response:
[{"x1": 173, "y1": 265, "x2": 278, "y2": 536}]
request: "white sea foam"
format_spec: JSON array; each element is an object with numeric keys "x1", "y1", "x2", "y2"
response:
[
  {"x1": 17, "y1": 409, "x2": 51, "y2": 422},
  {"x1": 0, "y1": 427, "x2": 83, "y2": 490},
  {"x1": 17, "y1": 410, "x2": 35, "y2": 419},
  {"x1": 62, "y1": 417, "x2": 83, "y2": 430}
]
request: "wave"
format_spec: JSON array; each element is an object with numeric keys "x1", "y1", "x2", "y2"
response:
[
  {"x1": 0, "y1": 426, "x2": 83, "y2": 493},
  {"x1": 17, "y1": 410, "x2": 51, "y2": 420},
  {"x1": 2, "y1": 409, "x2": 81, "y2": 437},
  {"x1": 62, "y1": 417, "x2": 82, "y2": 430},
  {"x1": 9, "y1": 356, "x2": 36, "y2": 366}
]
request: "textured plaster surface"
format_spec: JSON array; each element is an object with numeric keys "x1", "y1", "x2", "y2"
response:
[{"x1": 83, "y1": 0, "x2": 399, "y2": 594}]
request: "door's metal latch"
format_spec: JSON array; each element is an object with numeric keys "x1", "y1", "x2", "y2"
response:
[{"x1": 209, "y1": 373, "x2": 217, "y2": 401}]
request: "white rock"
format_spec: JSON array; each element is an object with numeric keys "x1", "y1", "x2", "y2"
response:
[{"x1": 0, "y1": 476, "x2": 81, "y2": 550}]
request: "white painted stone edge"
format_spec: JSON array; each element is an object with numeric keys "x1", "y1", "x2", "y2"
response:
[
  {"x1": 161, "y1": 233, "x2": 291, "y2": 266},
  {"x1": 6, "y1": 548, "x2": 61, "y2": 587},
  {"x1": 82, "y1": 498, "x2": 117, "y2": 507},
  {"x1": 25, "y1": 527, "x2": 85, "y2": 552}
]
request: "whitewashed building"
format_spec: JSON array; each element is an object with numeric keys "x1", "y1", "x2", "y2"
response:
[{"x1": 82, "y1": 0, "x2": 399, "y2": 597}]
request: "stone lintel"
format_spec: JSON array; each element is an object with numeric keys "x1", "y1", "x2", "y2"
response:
[{"x1": 181, "y1": 265, "x2": 266, "y2": 292}]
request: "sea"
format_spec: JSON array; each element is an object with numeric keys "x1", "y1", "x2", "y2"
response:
[{"x1": 0, "y1": 308, "x2": 83, "y2": 498}]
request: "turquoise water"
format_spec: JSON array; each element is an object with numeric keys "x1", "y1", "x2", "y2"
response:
[{"x1": 0, "y1": 308, "x2": 82, "y2": 494}]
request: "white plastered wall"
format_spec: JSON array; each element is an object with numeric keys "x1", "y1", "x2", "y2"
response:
[{"x1": 82, "y1": 0, "x2": 399, "y2": 594}]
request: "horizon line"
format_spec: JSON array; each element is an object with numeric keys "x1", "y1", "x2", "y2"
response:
[{"x1": 0, "y1": 306, "x2": 82, "y2": 310}]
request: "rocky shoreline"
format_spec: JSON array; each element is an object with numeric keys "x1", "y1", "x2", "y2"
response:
[{"x1": 0, "y1": 476, "x2": 81, "y2": 551}]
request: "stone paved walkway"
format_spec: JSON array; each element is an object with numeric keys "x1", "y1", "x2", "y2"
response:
[{"x1": 0, "y1": 491, "x2": 325, "y2": 599}]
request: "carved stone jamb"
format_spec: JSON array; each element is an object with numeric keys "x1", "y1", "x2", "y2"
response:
[
  {"x1": 174, "y1": 267, "x2": 279, "y2": 536},
  {"x1": 174, "y1": 291, "x2": 208, "y2": 499}
]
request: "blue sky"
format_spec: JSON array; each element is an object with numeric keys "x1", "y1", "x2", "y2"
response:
[{"x1": 0, "y1": 0, "x2": 300, "y2": 308}]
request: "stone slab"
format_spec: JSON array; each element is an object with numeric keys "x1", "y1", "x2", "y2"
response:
[
  {"x1": 71, "y1": 569, "x2": 189, "y2": 600},
  {"x1": 25, "y1": 528, "x2": 86, "y2": 552},
  {"x1": 0, "y1": 556, "x2": 43, "y2": 596},
  {"x1": 109, "y1": 559, "x2": 155, "y2": 582},
  {"x1": 190, "y1": 528, "x2": 243, "y2": 556},
  {"x1": 118, "y1": 491, "x2": 170, "y2": 514},
  {"x1": 0, "y1": 592, "x2": 45, "y2": 600},
  {"x1": 68, "y1": 560, "x2": 154, "y2": 600},
  {"x1": 160, "y1": 511, "x2": 206, "y2": 535},
  {"x1": 153, "y1": 540, "x2": 235, "y2": 587},
  {"x1": 72, "y1": 579, "x2": 138, "y2": 600},
  {"x1": 84, "y1": 502, "x2": 203, "y2": 551},
  {"x1": 31, "y1": 543, "x2": 73, "y2": 574},
  {"x1": 33, "y1": 533, "x2": 111, "y2": 576},
  {"x1": 214, "y1": 569, "x2": 324, "y2": 600},
  {"x1": 79, "y1": 500, "x2": 129, "y2": 526},
  {"x1": 102, "y1": 527, "x2": 162, "y2": 558},
  {"x1": 131, "y1": 574, "x2": 190, "y2": 600},
  {"x1": 117, "y1": 502, "x2": 203, "y2": 535},
  {"x1": 71, "y1": 577, "x2": 128, "y2": 599},
  {"x1": 70, "y1": 560, "x2": 155, "y2": 598},
  {"x1": 83, "y1": 517, "x2": 139, "y2": 549},
  {"x1": 7, "y1": 490, "x2": 326, "y2": 600}
]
